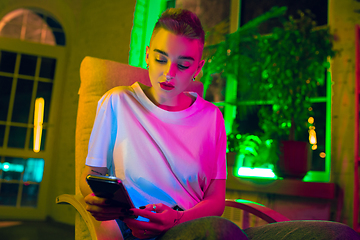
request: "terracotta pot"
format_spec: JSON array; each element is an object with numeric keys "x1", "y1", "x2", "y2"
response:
[{"x1": 274, "y1": 140, "x2": 312, "y2": 179}]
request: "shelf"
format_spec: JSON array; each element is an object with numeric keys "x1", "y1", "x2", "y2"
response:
[{"x1": 226, "y1": 167, "x2": 336, "y2": 199}]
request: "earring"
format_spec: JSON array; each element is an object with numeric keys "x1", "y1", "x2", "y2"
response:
[
  {"x1": 193, "y1": 77, "x2": 196, "y2": 81},
  {"x1": 146, "y1": 64, "x2": 149, "y2": 70}
]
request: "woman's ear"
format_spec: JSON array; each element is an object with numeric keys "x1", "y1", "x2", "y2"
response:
[
  {"x1": 194, "y1": 60, "x2": 205, "y2": 78},
  {"x1": 145, "y1": 46, "x2": 150, "y2": 65}
]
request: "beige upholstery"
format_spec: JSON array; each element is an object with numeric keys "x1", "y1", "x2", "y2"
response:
[{"x1": 56, "y1": 56, "x2": 289, "y2": 240}]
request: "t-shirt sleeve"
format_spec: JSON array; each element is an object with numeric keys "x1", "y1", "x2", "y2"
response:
[
  {"x1": 85, "y1": 92, "x2": 117, "y2": 168},
  {"x1": 212, "y1": 108, "x2": 228, "y2": 179}
]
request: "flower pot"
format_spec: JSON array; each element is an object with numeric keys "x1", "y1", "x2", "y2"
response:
[{"x1": 274, "y1": 140, "x2": 312, "y2": 179}]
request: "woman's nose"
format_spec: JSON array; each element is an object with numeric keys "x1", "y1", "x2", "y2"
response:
[{"x1": 164, "y1": 63, "x2": 176, "y2": 80}]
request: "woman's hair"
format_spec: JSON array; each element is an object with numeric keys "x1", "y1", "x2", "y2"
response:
[{"x1": 153, "y1": 8, "x2": 205, "y2": 45}]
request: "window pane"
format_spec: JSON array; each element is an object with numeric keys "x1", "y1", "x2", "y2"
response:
[
  {"x1": 39, "y1": 57, "x2": 56, "y2": 79},
  {"x1": 11, "y1": 78, "x2": 33, "y2": 123},
  {"x1": 0, "y1": 23, "x2": 21, "y2": 39},
  {"x1": 46, "y1": 16, "x2": 62, "y2": 29},
  {"x1": 7, "y1": 126, "x2": 27, "y2": 148},
  {"x1": 0, "y1": 183, "x2": 19, "y2": 206},
  {"x1": 237, "y1": 105, "x2": 264, "y2": 135},
  {"x1": 0, "y1": 125, "x2": 5, "y2": 147},
  {"x1": 28, "y1": 12, "x2": 43, "y2": 28},
  {"x1": 0, "y1": 76, "x2": 13, "y2": 121},
  {"x1": 24, "y1": 25, "x2": 41, "y2": 43},
  {"x1": 241, "y1": 0, "x2": 328, "y2": 33},
  {"x1": 314, "y1": 70, "x2": 328, "y2": 97},
  {"x1": 2, "y1": 157, "x2": 25, "y2": 181},
  {"x1": 36, "y1": 82, "x2": 53, "y2": 123},
  {"x1": 19, "y1": 54, "x2": 37, "y2": 76},
  {"x1": 43, "y1": 29, "x2": 56, "y2": 45},
  {"x1": 7, "y1": 14, "x2": 23, "y2": 25},
  {"x1": 21, "y1": 184, "x2": 39, "y2": 207},
  {"x1": 23, "y1": 158, "x2": 44, "y2": 183},
  {"x1": 53, "y1": 31, "x2": 66, "y2": 46},
  {"x1": 310, "y1": 102, "x2": 326, "y2": 171},
  {"x1": 204, "y1": 74, "x2": 226, "y2": 102},
  {"x1": 0, "y1": 50, "x2": 17, "y2": 73}
]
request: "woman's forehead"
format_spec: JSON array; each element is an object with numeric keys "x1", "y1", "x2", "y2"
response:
[{"x1": 150, "y1": 29, "x2": 203, "y2": 59}]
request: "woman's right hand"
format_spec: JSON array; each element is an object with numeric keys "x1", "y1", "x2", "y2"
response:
[{"x1": 84, "y1": 193, "x2": 134, "y2": 221}]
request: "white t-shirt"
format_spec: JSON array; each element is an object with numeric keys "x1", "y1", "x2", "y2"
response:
[{"x1": 86, "y1": 82, "x2": 227, "y2": 210}]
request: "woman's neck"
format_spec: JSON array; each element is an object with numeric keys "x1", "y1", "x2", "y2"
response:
[{"x1": 144, "y1": 87, "x2": 195, "y2": 112}]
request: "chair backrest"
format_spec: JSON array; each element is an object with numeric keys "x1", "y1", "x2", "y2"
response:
[{"x1": 75, "y1": 56, "x2": 204, "y2": 194}]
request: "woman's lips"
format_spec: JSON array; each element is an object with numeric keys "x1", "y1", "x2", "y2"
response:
[{"x1": 160, "y1": 82, "x2": 175, "y2": 91}]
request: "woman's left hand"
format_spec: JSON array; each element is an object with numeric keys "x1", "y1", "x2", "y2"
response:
[{"x1": 123, "y1": 203, "x2": 182, "y2": 239}]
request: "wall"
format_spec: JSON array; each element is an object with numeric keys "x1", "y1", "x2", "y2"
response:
[
  {"x1": 329, "y1": 0, "x2": 360, "y2": 227},
  {"x1": 0, "y1": 0, "x2": 136, "y2": 225}
]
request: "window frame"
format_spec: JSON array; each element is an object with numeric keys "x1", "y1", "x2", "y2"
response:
[
  {"x1": 0, "y1": 36, "x2": 66, "y2": 219},
  {"x1": 220, "y1": 0, "x2": 331, "y2": 182}
]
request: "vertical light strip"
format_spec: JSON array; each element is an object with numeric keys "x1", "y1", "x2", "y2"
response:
[
  {"x1": 33, "y1": 97, "x2": 44, "y2": 153},
  {"x1": 325, "y1": 59, "x2": 332, "y2": 182}
]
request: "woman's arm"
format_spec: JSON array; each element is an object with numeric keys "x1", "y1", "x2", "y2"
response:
[
  {"x1": 80, "y1": 165, "x2": 133, "y2": 221},
  {"x1": 79, "y1": 165, "x2": 108, "y2": 197},
  {"x1": 123, "y1": 179, "x2": 226, "y2": 239},
  {"x1": 180, "y1": 179, "x2": 226, "y2": 221}
]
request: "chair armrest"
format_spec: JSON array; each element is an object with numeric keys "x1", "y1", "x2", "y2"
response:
[
  {"x1": 225, "y1": 199, "x2": 290, "y2": 223},
  {"x1": 56, "y1": 194, "x2": 123, "y2": 240}
]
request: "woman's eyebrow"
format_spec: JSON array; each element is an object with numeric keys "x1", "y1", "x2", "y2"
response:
[
  {"x1": 153, "y1": 49, "x2": 195, "y2": 61},
  {"x1": 154, "y1": 49, "x2": 168, "y2": 56}
]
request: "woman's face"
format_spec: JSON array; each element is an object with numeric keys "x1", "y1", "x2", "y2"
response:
[{"x1": 145, "y1": 28, "x2": 204, "y2": 105}]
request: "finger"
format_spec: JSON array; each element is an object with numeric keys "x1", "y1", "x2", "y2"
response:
[
  {"x1": 84, "y1": 193, "x2": 109, "y2": 205},
  {"x1": 130, "y1": 208, "x2": 159, "y2": 220},
  {"x1": 140, "y1": 203, "x2": 168, "y2": 213},
  {"x1": 123, "y1": 218, "x2": 164, "y2": 233}
]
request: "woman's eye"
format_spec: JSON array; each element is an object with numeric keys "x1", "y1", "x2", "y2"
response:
[
  {"x1": 155, "y1": 59, "x2": 166, "y2": 63},
  {"x1": 178, "y1": 65, "x2": 189, "y2": 70}
]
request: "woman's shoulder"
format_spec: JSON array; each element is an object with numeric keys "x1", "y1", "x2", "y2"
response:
[
  {"x1": 98, "y1": 85, "x2": 137, "y2": 107},
  {"x1": 103, "y1": 85, "x2": 135, "y2": 99},
  {"x1": 197, "y1": 97, "x2": 222, "y2": 113}
]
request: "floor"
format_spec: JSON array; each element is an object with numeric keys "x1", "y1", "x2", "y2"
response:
[{"x1": 0, "y1": 219, "x2": 74, "y2": 240}]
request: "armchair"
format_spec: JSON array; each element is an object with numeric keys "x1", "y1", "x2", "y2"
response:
[{"x1": 56, "y1": 56, "x2": 290, "y2": 240}]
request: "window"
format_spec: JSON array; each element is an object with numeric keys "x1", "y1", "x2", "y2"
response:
[
  {"x1": 0, "y1": 8, "x2": 65, "y2": 208},
  {"x1": 206, "y1": 0, "x2": 330, "y2": 182},
  {"x1": 0, "y1": 8, "x2": 65, "y2": 46},
  {"x1": 0, "y1": 50, "x2": 56, "y2": 152},
  {"x1": 0, "y1": 157, "x2": 44, "y2": 207}
]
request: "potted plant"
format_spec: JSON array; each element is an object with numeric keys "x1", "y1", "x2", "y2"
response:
[
  {"x1": 254, "y1": 10, "x2": 337, "y2": 178},
  {"x1": 202, "y1": 6, "x2": 287, "y2": 172},
  {"x1": 227, "y1": 128, "x2": 278, "y2": 169},
  {"x1": 202, "y1": 8, "x2": 337, "y2": 179}
]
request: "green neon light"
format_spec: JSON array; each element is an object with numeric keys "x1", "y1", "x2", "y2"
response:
[
  {"x1": 235, "y1": 199, "x2": 265, "y2": 207},
  {"x1": 236, "y1": 167, "x2": 277, "y2": 179},
  {"x1": 325, "y1": 67, "x2": 331, "y2": 182}
]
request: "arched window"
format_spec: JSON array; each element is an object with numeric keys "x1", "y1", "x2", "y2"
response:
[
  {"x1": 0, "y1": 8, "x2": 65, "y2": 46},
  {"x1": 0, "y1": 8, "x2": 65, "y2": 213}
]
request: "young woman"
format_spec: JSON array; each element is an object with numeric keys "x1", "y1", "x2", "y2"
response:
[{"x1": 79, "y1": 8, "x2": 248, "y2": 240}]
